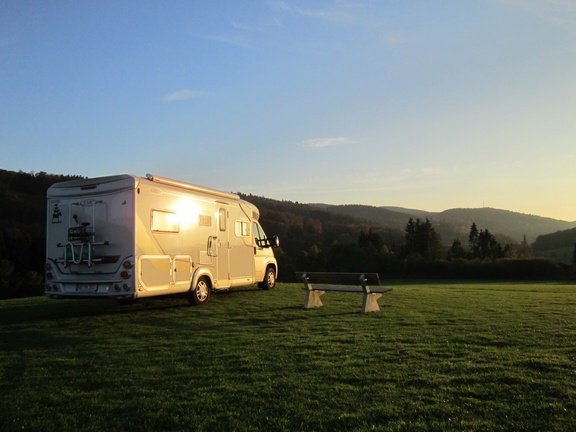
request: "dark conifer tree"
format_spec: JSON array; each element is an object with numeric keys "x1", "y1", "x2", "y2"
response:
[
  {"x1": 447, "y1": 239, "x2": 466, "y2": 260},
  {"x1": 469, "y1": 222, "x2": 479, "y2": 258},
  {"x1": 404, "y1": 218, "x2": 441, "y2": 260}
]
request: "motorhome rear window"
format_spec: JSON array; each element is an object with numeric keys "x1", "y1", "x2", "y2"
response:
[{"x1": 151, "y1": 210, "x2": 180, "y2": 233}]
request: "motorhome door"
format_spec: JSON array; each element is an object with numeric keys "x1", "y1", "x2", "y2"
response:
[{"x1": 216, "y1": 207, "x2": 230, "y2": 284}]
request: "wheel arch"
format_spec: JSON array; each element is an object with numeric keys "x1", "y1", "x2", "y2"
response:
[
  {"x1": 258, "y1": 263, "x2": 278, "y2": 290},
  {"x1": 264, "y1": 258, "x2": 278, "y2": 281},
  {"x1": 190, "y1": 267, "x2": 214, "y2": 292}
]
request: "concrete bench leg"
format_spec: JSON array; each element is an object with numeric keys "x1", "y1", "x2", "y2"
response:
[
  {"x1": 361, "y1": 293, "x2": 383, "y2": 313},
  {"x1": 304, "y1": 290, "x2": 325, "y2": 309}
]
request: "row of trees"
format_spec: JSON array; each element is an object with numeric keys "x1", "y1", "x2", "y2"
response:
[
  {"x1": 386, "y1": 218, "x2": 535, "y2": 262},
  {"x1": 278, "y1": 217, "x2": 575, "y2": 281}
]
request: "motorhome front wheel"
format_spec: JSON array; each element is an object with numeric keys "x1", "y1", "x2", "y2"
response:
[{"x1": 258, "y1": 267, "x2": 276, "y2": 290}]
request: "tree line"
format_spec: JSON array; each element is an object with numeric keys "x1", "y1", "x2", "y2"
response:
[
  {"x1": 270, "y1": 214, "x2": 575, "y2": 282},
  {"x1": 0, "y1": 170, "x2": 82, "y2": 299},
  {"x1": 0, "y1": 171, "x2": 574, "y2": 299}
]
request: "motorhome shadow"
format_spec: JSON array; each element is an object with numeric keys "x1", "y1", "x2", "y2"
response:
[{"x1": 44, "y1": 174, "x2": 280, "y2": 305}]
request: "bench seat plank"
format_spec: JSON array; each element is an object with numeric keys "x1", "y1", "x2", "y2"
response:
[
  {"x1": 296, "y1": 272, "x2": 380, "y2": 286},
  {"x1": 303, "y1": 285, "x2": 392, "y2": 294},
  {"x1": 297, "y1": 271, "x2": 392, "y2": 313}
]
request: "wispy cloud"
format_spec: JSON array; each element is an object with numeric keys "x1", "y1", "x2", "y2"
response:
[
  {"x1": 232, "y1": 21, "x2": 262, "y2": 32},
  {"x1": 295, "y1": 8, "x2": 358, "y2": 24},
  {"x1": 493, "y1": 0, "x2": 576, "y2": 25},
  {"x1": 267, "y1": 1, "x2": 399, "y2": 49},
  {"x1": 382, "y1": 32, "x2": 408, "y2": 46},
  {"x1": 201, "y1": 34, "x2": 255, "y2": 48},
  {"x1": 299, "y1": 137, "x2": 354, "y2": 149},
  {"x1": 400, "y1": 167, "x2": 446, "y2": 178},
  {"x1": 268, "y1": 1, "x2": 292, "y2": 13},
  {"x1": 161, "y1": 89, "x2": 209, "y2": 102},
  {"x1": 268, "y1": 0, "x2": 359, "y2": 24}
]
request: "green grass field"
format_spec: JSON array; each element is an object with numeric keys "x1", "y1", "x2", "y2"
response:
[{"x1": 1, "y1": 281, "x2": 575, "y2": 431}]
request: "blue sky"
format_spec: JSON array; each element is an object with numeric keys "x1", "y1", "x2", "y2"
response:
[{"x1": 1, "y1": 1, "x2": 575, "y2": 221}]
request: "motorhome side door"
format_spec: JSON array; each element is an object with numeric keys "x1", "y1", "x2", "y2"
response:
[{"x1": 216, "y1": 207, "x2": 230, "y2": 283}]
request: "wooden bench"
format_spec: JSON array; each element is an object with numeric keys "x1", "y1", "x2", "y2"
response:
[{"x1": 296, "y1": 272, "x2": 392, "y2": 313}]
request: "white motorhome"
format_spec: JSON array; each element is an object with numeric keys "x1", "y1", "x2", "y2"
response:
[{"x1": 44, "y1": 174, "x2": 279, "y2": 305}]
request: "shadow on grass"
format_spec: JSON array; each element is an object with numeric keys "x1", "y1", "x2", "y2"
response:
[
  {"x1": 0, "y1": 283, "x2": 394, "y2": 331},
  {"x1": 0, "y1": 286, "x2": 282, "y2": 327},
  {"x1": 0, "y1": 296, "x2": 191, "y2": 326}
]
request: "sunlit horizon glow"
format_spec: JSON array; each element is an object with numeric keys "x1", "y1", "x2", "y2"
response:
[{"x1": 1, "y1": 1, "x2": 575, "y2": 221}]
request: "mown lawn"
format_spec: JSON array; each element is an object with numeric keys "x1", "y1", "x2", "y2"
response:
[{"x1": 1, "y1": 281, "x2": 575, "y2": 431}]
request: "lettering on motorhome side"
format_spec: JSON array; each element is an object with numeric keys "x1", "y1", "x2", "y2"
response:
[{"x1": 44, "y1": 174, "x2": 280, "y2": 305}]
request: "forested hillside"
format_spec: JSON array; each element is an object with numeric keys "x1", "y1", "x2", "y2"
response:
[
  {"x1": 533, "y1": 227, "x2": 576, "y2": 263},
  {"x1": 238, "y1": 194, "x2": 406, "y2": 279},
  {"x1": 1, "y1": 169, "x2": 574, "y2": 299},
  {"x1": 247, "y1": 196, "x2": 575, "y2": 280},
  {"x1": 317, "y1": 205, "x2": 576, "y2": 244},
  {"x1": 0, "y1": 170, "x2": 83, "y2": 298}
]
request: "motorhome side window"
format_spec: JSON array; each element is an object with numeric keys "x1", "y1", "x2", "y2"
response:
[
  {"x1": 235, "y1": 220, "x2": 250, "y2": 237},
  {"x1": 219, "y1": 209, "x2": 227, "y2": 231},
  {"x1": 151, "y1": 210, "x2": 180, "y2": 233}
]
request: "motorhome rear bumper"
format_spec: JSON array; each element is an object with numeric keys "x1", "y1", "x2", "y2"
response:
[{"x1": 45, "y1": 279, "x2": 134, "y2": 299}]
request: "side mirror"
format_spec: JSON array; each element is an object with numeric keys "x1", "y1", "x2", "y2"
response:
[
  {"x1": 270, "y1": 235, "x2": 280, "y2": 248},
  {"x1": 258, "y1": 236, "x2": 280, "y2": 248}
]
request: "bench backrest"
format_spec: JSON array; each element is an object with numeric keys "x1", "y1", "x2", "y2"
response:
[{"x1": 295, "y1": 272, "x2": 380, "y2": 286}]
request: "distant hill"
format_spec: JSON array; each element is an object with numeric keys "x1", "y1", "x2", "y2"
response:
[
  {"x1": 532, "y1": 227, "x2": 576, "y2": 264},
  {"x1": 310, "y1": 204, "x2": 413, "y2": 231},
  {"x1": 248, "y1": 199, "x2": 576, "y2": 265},
  {"x1": 239, "y1": 195, "x2": 406, "y2": 257},
  {"x1": 310, "y1": 204, "x2": 576, "y2": 245},
  {"x1": 436, "y1": 208, "x2": 575, "y2": 244}
]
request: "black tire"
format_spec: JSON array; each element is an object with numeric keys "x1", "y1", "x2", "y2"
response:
[
  {"x1": 188, "y1": 277, "x2": 211, "y2": 305},
  {"x1": 258, "y1": 267, "x2": 276, "y2": 290}
]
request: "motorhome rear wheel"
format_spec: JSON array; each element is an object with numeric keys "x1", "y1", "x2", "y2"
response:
[{"x1": 189, "y1": 277, "x2": 211, "y2": 305}]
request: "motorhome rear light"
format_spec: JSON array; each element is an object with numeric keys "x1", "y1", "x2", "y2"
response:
[
  {"x1": 123, "y1": 284, "x2": 130, "y2": 291},
  {"x1": 46, "y1": 272, "x2": 53, "y2": 280},
  {"x1": 122, "y1": 261, "x2": 133, "y2": 269},
  {"x1": 52, "y1": 284, "x2": 59, "y2": 291},
  {"x1": 44, "y1": 263, "x2": 52, "y2": 271},
  {"x1": 114, "y1": 284, "x2": 121, "y2": 292},
  {"x1": 120, "y1": 271, "x2": 130, "y2": 279},
  {"x1": 80, "y1": 185, "x2": 97, "y2": 190},
  {"x1": 45, "y1": 285, "x2": 51, "y2": 292}
]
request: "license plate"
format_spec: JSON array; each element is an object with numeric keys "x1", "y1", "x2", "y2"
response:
[{"x1": 76, "y1": 284, "x2": 98, "y2": 293}]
